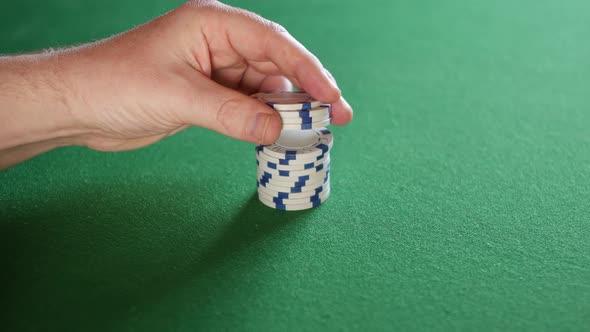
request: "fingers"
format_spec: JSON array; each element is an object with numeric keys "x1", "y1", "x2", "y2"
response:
[
  {"x1": 237, "y1": 66, "x2": 292, "y2": 94},
  {"x1": 177, "y1": 0, "x2": 352, "y2": 144},
  {"x1": 330, "y1": 97, "x2": 354, "y2": 125},
  {"x1": 322, "y1": 68, "x2": 353, "y2": 125},
  {"x1": 240, "y1": 67, "x2": 350, "y2": 124},
  {"x1": 184, "y1": 76, "x2": 282, "y2": 144},
  {"x1": 259, "y1": 75, "x2": 293, "y2": 93},
  {"x1": 199, "y1": 2, "x2": 341, "y2": 104}
]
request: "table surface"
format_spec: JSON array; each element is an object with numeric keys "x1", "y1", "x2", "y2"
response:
[{"x1": 2, "y1": 0, "x2": 590, "y2": 331}]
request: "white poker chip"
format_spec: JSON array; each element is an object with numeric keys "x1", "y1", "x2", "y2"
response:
[
  {"x1": 251, "y1": 92, "x2": 322, "y2": 111},
  {"x1": 282, "y1": 118, "x2": 331, "y2": 131},
  {"x1": 258, "y1": 186, "x2": 331, "y2": 205},
  {"x1": 257, "y1": 174, "x2": 329, "y2": 190},
  {"x1": 256, "y1": 153, "x2": 328, "y2": 171},
  {"x1": 258, "y1": 187, "x2": 331, "y2": 211},
  {"x1": 257, "y1": 172, "x2": 329, "y2": 193},
  {"x1": 256, "y1": 167, "x2": 329, "y2": 185},
  {"x1": 257, "y1": 181, "x2": 330, "y2": 200},
  {"x1": 281, "y1": 111, "x2": 331, "y2": 124},
  {"x1": 257, "y1": 158, "x2": 330, "y2": 177},
  {"x1": 256, "y1": 148, "x2": 329, "y2": 167},
  {"x1": 277, "y1": 105, "x2": 331, "y2": 119},
  {"x1": 257, "y1": 166, "x2": 330, "y2": 187},
  {"x1": 256, "y1": 128, "x2": 333, "y2": 161}
]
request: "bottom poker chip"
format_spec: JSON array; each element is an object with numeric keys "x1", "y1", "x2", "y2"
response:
[{"x1": 258, "y1": 187, "x2": 331, "y2": 211}]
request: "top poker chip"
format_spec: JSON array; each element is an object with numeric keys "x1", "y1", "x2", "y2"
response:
[{"x1": 251, "y1": 92, "x2": 322, "y2": 111}]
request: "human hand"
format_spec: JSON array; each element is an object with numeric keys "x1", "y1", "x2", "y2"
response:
[{"x1": 52, "y1": 0, "x2": 353, "y2": 151}]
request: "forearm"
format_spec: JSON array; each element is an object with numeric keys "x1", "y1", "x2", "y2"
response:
[{"x1": 0, "y1": 53, "x2": 83, "y2": 168}]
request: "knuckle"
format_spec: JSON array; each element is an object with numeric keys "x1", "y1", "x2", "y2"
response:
[
  {"x1": 264, "y1": 20, "x2": 287, "y2": 33},
  {"x1": 292, "y1": 55, "x2": 314, "y2": 70},
  {"x1": 235, "y1": 8, "x2": 288, "y2": 34},
  {"x1": 185, "y1": 0, "x2": 217, "y2": 9},
  {"x1": 215, "y1": 98, "x2": 240, "y2": 134},
  {"x1": 308, "y1": 53, "x2": 321, "y2": 66}
]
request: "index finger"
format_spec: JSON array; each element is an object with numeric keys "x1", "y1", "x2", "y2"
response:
[{"x1": 200, "y1": 2, "x2": 342, "y2": 104}]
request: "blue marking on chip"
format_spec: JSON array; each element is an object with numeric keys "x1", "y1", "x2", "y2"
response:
[
  {"x1": 318, "y1": 143, "x2": 329, "y2": 154},
  {"x1": 299, "y1": 111, "x2": 311, "y2": 120},
  {"x1": 309, "y1": 193, "x2": 320, "y2": 201},
  {"x1": 296, "y1": 117, "x2": 313, "y2": 124}
]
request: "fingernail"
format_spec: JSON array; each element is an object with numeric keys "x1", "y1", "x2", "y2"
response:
[{"x1": 249, "y1": 112, "x2": 272, "y2": 142}]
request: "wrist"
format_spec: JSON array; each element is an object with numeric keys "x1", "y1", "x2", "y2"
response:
[{"x1": 0, "y1": 52, "x2": 88, "y2": 150}]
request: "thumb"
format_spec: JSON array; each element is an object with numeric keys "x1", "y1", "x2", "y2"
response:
[{"x1": 185, "y1": 77, "x2": 282, "y2": 144}]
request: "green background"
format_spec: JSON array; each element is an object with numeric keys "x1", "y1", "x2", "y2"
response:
[{"x1": 2, "y1": 0, "x2": 590, "y2": 330}]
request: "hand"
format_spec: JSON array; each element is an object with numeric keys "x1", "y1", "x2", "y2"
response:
[{"x1": 52, "y1": 0, "x2": 353, "y2": 151}]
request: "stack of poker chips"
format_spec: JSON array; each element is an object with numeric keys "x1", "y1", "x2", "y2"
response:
[{"x1": 251, "y1": 92, "x2": 333, "y2": 211}]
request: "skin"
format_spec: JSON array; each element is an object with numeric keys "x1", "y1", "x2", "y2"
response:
[{"x1": 0, "y1": 0, "x2": 353, "y2": 170}]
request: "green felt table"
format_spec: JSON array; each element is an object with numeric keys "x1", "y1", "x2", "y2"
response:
[{"x1": 2, "y1": 0, "x2": 590, "y2": 331}]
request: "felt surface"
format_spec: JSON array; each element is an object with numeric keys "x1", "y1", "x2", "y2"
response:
[{"x1": 2, "y1": 0, "x2": 590, "y2": 331}]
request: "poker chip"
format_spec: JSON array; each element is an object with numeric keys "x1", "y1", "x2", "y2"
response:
[
  {"x1": 256, "y1": 129, "x2": 333, "y2": 160},
  {"x1": 258, "y1": 188, "x2": 332, "y2": 211},
  {"x1": 258, "y1": 186, "x2": 331, "y2": 205},
  {"x1": 257, "y1": 167, "x2": 330, "y2": 187},
  {"x1": 251, "y1": 92, "x2": 334, "y2": 211},
  {"x1": 281, "y1": 111, "x2": 330, "y2": 124},
  {"x1": 252, "y1": 91, "x2": 322, "y2": 111},
  {"x1": 256, "y1": 148, "x2": 329, "y2": 166},
  {"x1": 257, "y1": 159, "x2": 329, "y2": 177},
  {"x1": 257, "y1": 181, "x2": 329, "y2": 200},
  {"x1": 256, "y1": 154, "x2": 328, "y2": 171},
  {"x1": 278, "y1": 105, "x2": 331, "y2": 120},
  {"x1": 278, "y1": 105, "x2": 330, "y2": 119},
  {"x1": 257, "y1": 172, "x2": 330, "y2": 193},
  {"x1": 281, "y1": 118, "x2": 331, "y2": 131},
  {"x1": 256, "y1": 168, "x2": 330, "y2": 187}
]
